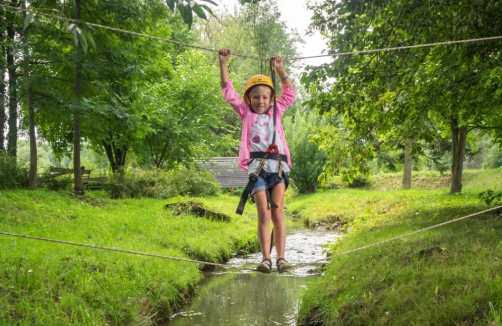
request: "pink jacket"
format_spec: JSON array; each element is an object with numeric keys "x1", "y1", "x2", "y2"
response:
[{"x1": 222, "y1": 80, "x2": 297, "y2": 171}]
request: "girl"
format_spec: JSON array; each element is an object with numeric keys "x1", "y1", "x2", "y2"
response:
[{"x1": 219, "y1": 48, "x2": 296, "y2": 273}]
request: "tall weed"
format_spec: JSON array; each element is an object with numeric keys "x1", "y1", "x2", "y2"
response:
[{"x1": 485, "y1": 302, "x2": 502, "y2": 326}]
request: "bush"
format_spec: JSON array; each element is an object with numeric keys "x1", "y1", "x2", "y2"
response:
[
  {"x1": 0, "y1": 153, "x2": 29, "y2": 189},
  {"x1": 106, "y1": 167, "x2": 220, "y2": 199},
  {"x1": 478, "y1": 189, "x2": 502, "y2": 206},
  {"x1": 284, "y1": 110, "x2": 328, "y2": 194},
  {"x1": 347, "y1": 174, "x2": 370, "y2": 188},
  {"x1": 38, "y1": 170, "x2": 72, "y2": 191}
]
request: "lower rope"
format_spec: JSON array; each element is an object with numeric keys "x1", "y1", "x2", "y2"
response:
[
  {"x1": 0, "y1": 231, "x2": 255, "y2": 271},
  {"x1": 295, "y1": 205, "x2": 502, "y2": 267},
  {"x1": 2, "y1": 205, "x2": 501, "y2": 272}
]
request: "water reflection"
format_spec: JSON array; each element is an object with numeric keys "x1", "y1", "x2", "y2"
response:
[{"x1": 167, "y1": 229, "x2": 339, "y2": 326}]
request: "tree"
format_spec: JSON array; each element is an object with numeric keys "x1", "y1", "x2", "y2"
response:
[
  {"x1": 30, "y1": 0, "x2": 191, "y2": 175},
  {"x1": 192, "y1": 0, "x2": 303, "y2": 151},
  {"x1": 135, "y1": 50, "x2": 237, "y2": 169},
  {"x1": 21, "y1": 1, "x2": 36, "y2": 189},
  {"x1": 5, "y1": 0, "x2": 19, "y2": 157},
  {"x1": 0, "y1": 5, "x2": 6, "y2": 151},
  {"x1": 304, "y1": 0, "x2": 502, "y2": 193}
]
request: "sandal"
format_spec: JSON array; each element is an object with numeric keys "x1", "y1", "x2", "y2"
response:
[
  {"x1": 256, "y1": 258, "x2": 272, "y2": 273},
  {"x1": 276, "y1": 258, "x2": 293, "y2": 273}
]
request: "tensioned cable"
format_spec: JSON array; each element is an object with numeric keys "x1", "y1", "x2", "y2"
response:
[
  {"x1": 1, "y1": 205, "x2": 501, "y2": 272},
  {"x1": 2, "y1": 4, "x2": 502, "y2": 61},
  {"x1": 290, "y1": 35, "x2": 502, "y2": 60},
  {"x1": 0, "y1": 230, "x2": 255, "y2": 272},
  {"x1": 0, "y1": 4, "x2": 263, "y2": 61},
  {"x1": 296, "y1": 204, "x2": 502, "y2": 267}
]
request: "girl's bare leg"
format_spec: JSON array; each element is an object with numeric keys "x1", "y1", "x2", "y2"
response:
[
  {"x1": 270, "y1": 183, "x2": 286, "y2": 259},
  {"x1": 254, "y1": 190, "x2": 272, "y2": 264}
]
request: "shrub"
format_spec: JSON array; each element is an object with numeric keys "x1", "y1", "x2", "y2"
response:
[
  {"x1": 106, "y1": 167, "x2": 220, "y2": 199},
  {"x1": 284, "y1": 110, "x2": 328, "y2": 194},
  {"x1": 478, "y1": 189, "x2": 502, "y2": 206},
  {"x1": 0, "y1": 153, "x2": 29, "y2": 189},
  {"x1": 38, "y1": 170, "x2": 72, "y2": 191},
  {"x1": 347, "y1": 174, "x2": 370, "y2": 188}
]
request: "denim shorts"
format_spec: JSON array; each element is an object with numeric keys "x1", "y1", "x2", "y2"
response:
[{"x1": 251, "y1": 172, "x2": 287, "y2": 195}]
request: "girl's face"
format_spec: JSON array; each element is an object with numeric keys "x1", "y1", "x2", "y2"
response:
[{"x1": 249, "y1": 86, "x2": 273, "y2": 114}]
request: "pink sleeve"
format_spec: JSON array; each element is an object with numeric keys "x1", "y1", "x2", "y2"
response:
[
  {"x1": 222, "y1": 81, "x2": 247, "y2": 119},
  {"x1": 276, "y1": 85, "x2": 297, "y2": 116}
]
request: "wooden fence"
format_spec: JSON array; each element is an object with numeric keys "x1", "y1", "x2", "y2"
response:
[{"x1": 199, "y1": 157, "x2": 248, "y2": 188}]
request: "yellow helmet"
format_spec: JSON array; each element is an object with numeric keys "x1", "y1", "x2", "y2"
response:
[{"x1": 243, "y1": 74, "x2": 275, "y2": 105}]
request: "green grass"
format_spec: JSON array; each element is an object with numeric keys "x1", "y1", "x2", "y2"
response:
[
  {"x1": 295, "y1": 172, "x2": 502, "y2": 325},
  {"x1": 0, "y1": 190, "x2": 258, "y2": 325},
  {"x1": 2, "y1": 169, "x2": 501, "y2": 325},
  {"x1": 328, "y1": 168, "x2": 502, "y2": 193}
]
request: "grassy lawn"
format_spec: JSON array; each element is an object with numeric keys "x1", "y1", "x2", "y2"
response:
[
  {"x1": 294, "y1": 169, "x2": 502, "y2": 325},
  {"x1": 1, "y1": 169, "x2": 501, "y2": 325},
  {"x1": 0, "y1": 190, "x2": 258, "y2": 325}
]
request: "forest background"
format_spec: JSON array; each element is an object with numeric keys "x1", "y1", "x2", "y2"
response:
[{"x1": 1, "y1": 0, "x2": 502, "y2": 196}]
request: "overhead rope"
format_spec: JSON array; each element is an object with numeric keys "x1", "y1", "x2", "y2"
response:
[
  {"x1": 289, "y1": 35, "x2": 502, "y2": 60},
  {"x1": 2, "y1": 4, "x2": 502, "y2": 62},
  {"x1": 2, "y1": 205, "x2": 501, "y2": 272},
  {"x1": 0, "y1": 4, "x2": 263, "y2": 61}
]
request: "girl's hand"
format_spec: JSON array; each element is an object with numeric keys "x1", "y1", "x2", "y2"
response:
[
  {"x1": 219, "y1": 48, "x2": 231, "y2": 64},
  {"x1": 272, "y1": 56, "x2": 284, "y2": 72}
]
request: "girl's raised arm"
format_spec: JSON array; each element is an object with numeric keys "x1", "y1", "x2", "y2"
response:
[
  {"x1": 219, "y1": 48, "x2": 231, "y2": 88},
  {"x1": 272, "y1": 56, "x2": 295, "y2": 91}
]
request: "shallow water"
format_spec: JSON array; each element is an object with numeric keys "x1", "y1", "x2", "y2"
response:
[{"x1": 166, "y1": 228, "x2": 340, "y2": 326}]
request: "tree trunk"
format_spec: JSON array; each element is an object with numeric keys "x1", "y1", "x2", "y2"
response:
[
  {"x1": 450, "y1": 118, "x2": 467, "y2": 194},
  {"x1": 0, "y1": 6, "x2": 5, "y2": 152},
  {"x1": 6, "y1": 1, "x2": 18, "y2": 157},
  {"x1": 0, "y1": 44, "x2": 5, "y2": 152},
  {"x1": 103, "y1": 139, "x2": 128, "y2": 173},
  {"x1": 403, "y1": 138, "x2": 413, "y2": 189},
  {"x1": 23, "y1": 2, "x2": 37, "y2": 189},
  {"x1": 73, "y1": 0, "x2": 84, "y2": 194}
]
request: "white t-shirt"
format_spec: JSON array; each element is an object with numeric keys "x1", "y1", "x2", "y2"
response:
[{"x1": 248, "y1": 114, "x2": 290, "y2": 175}]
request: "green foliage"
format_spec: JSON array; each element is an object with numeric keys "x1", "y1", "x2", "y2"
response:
[
  {"x1": 478, "y1": 189, "x2": 502, "y2": 206},
  {"x1": 193, "y1": 0, "x2": 302, "y2": 82},
  {"x1": 482, "y1": 143, "x2": 502, "y2": 169},
  {"x1": 284, "y1": 110, "x2": 328, "y2": 193},
  {"x1": 37, "y1": 170, "x2": 72, "y2": 191},
  {"x1": 0, "y1": 153, "x2": 29, "y2": 189},
  {"x1": 240, "y1": 0, "x2": 303, "y2": 75},
  {"x1": 303, "y1": 0, "x2": 502, "y2": 188},
  {"x1": 165, "y1": 0, "x2": 217, "y2": 29},
  {"x1": 347, "y1": 174, "x2": 370, "y2": 188},
  {"x1": 106, "y1": 167, "x2": 220, "y2": 199},
  {"x1": 135, "y1": 50, "x2": 238, "y2": 169}
]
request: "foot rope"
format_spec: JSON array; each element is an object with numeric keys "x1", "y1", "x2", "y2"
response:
[{"x1": 1, "y1": 205, "x2": 501, "y2": 272}]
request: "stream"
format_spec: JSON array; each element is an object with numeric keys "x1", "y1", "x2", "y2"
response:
[{"x1": 166, "y1": 227, "x2": 340, "y2": 326}]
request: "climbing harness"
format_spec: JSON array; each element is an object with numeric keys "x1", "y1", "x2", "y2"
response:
[{"x1": 236, "y1": 59, "x2": 289, "y2": 215}]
